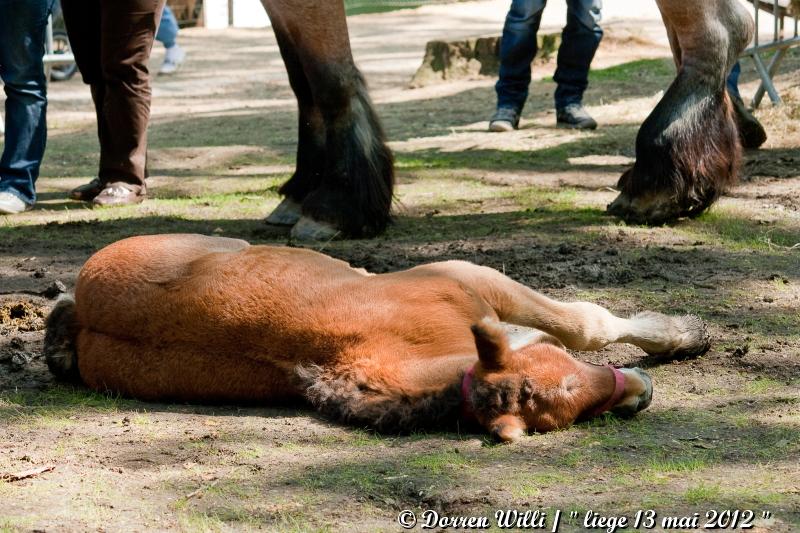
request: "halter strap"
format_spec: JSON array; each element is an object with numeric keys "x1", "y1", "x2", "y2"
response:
[
  {"x1": 461, "y1": 365, "x2": 476, "y2": 421},
  {"x1": 589, "y1": 365, "x2": 627, "y2": 417}
]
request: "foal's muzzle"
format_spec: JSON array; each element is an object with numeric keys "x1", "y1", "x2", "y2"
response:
[{"x1": 612, "y1": 367, "x2": 653, "y2": 418}]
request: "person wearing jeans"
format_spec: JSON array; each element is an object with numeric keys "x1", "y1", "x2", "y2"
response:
[
  {"x1": 0, "y1": 0, "x2": 56, "y2": 214},
  {"x1": 60, "y1": 0, "x2": 166, "y2": 206},
  {"x1": 156, "y1": 5, "x2": 187, "y2": 75},
  {"x1": 490, "y1": 0, "x2": 603, "y2": 132}
]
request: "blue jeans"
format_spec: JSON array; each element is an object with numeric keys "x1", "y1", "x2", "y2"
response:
[
  {"x1": 156, "y1": 5, "x2": 179, "y2": 49},
  {"x1": 727, "y1": 62, "x2": 742, "y2": 100},
  {"x1": 0, "y1": 0, "x2": 55, "y2": 206},
  {"x1": 496, "y1": 0, "x2": 603, "y2": 112}
]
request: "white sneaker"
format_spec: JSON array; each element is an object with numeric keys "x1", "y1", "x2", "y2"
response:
[
  {"x1": 0, "y1": 191, "x2": 32, "y2": 214},
  {"x1": 159, "y1": 45, "x2": 186, "y2": 75}
]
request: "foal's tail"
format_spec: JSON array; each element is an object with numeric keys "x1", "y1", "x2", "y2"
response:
[{"x1": 43, "y1": 294, "x2": 81, "y2": 382}]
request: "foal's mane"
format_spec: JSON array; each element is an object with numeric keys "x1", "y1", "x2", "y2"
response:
[{"x1": 295, "y1": 365, "x2": 464, "y2": 433}]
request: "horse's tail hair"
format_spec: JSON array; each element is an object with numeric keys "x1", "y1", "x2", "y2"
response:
[
  {"x1": 302, "y1": 67, "x2": 395, "y2": 238},
  {"x1": 348, "y1": 73, "x2": 395, "y2": 237},
  {"x1": 43, "y1": 294, "x2": 81, "y2": 382}
]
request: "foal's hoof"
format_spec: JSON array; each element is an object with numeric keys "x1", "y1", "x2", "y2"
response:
[
  {"x1": 265, "y1": 197, "x2": 302, "y2": 226},
  {"x1": 639, "y1": 312, "x2": 712, "y2": 360},
  {"x1": 290, "y1": 216, "x2": 340, "y2": 241},
  {"x1": 668, "y1": 314, "x2": 711, "y2": 359}
]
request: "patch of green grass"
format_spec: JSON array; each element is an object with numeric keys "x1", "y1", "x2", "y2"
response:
[
  {"x1": 746, "y1": 378, "x2": 784, "y2": 395},
  {"x1": 641, "y1": 493, "x2": 674, "y2": 508},
  {"x1": 0, "y1": 517, "x2": 36, "y2": 533},
  {"x1": 645, "y1": 456, "x2": 710, "y2": 475},
  {"x1": 204, "y1": 480, "x2": 260, "y2": 500},
  {"x1": 178, "y1": 511, "x2": 225, "y2": 533},
  {"x1": 345, "y1": 0, "x2": 432, "y2": 16},
  {"x1": 590, "y1": 58, "x2": 675, "y2": 82},
  {"x1": 131, "y1": 412, "x2": 152, "y2": 426},
  {"x1": 0, "y1": 386, "x2": 128, "y2": 427},
  {"x1": 406, "y1": 450, "x2": 471, "y2": 475},
  {"x1": 723, "y1": 487, "x2": 784, "y2": 506},
  {"x1": 691, "y1": 208, "x2": 800, "y2": 251},
  {"x1": 299, "y1": 463, "x2": 382, "y2": 494},
  {"x1": 234, "y1": 445, "x2": 265, "y2": 461},
  {"x1": 511, "y1": 472, "x2": 570, "y2": 499},
  {"x1": 312, "y1": 429, "x2": 386, "y2": 448},
  {"x1": 557, "y1": 450, "x2": 586, "y2": 468},
  {"x1": 685, "y1": 483, "x2": 722, "y2": 504},
  {"x1": 349, "y1": 429, "x2": 387, "y2": 446},
  {"x1": 511, "y1": 482, "x2": 541, "y2": 499},
  {"x1": 560, "y1": 505, "x2": 589, "y2": 528}
]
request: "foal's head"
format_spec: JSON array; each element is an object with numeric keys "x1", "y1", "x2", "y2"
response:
[{"x1": 466, "y1": 319, "x2": 653, "y2": 442}]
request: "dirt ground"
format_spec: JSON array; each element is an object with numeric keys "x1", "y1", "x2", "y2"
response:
[{"x1": 1, "y1": 2, "x2": 799, "y2": 532}]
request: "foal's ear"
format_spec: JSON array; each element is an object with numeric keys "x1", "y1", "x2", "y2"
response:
[{"x1": 471, "y1": 317, "x2": 511, "y2": 371}]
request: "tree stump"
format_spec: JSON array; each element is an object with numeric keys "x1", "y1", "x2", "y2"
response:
[{"x1": 410, "y1": 33, "x2": 561, "y2": 88}]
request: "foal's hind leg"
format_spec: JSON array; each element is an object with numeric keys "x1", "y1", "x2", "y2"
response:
[
  {"x1": 415, "y1": 261, "x2": 709, "y2": 358},
  {"x1": 262, "y1": 1, "x2": 394, "y2": 240}
]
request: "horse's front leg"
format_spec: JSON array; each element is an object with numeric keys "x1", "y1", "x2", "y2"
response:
[
  {"x1": 263, "y1": 1, "x2": 394, "y2": 240},
  {"x1": 263, "y1": 17, "x2": 327, "y2": 227},
  {"x1": 608, "y1": 0, "x2": 754, "y2": 225}
]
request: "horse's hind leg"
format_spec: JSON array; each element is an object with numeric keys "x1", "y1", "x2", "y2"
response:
[
  {"x1": 608, "y1": 0, "x2": 754, "y2": 224},
  {"x1": 414, "y1": 261, "x2": 710, "y2": 358},
  {"x1": 262, "y1": 1, "x2": 394, "y2": 240}
]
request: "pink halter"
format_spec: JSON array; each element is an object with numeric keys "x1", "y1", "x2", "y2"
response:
[{"x1": 589, "y1": 365, "x2": 627, "y2": 417}]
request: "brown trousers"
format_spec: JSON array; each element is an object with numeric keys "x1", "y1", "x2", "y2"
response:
[{"x1": 61, "y1": 0, "x2": 165, "y2": 189}]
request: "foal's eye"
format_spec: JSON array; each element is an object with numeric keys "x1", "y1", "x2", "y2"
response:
[{"x1": 357, "y1": 383, "x2": 377, "y2": 393}]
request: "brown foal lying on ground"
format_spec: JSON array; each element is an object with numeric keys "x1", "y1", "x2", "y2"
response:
[{"x1": 45, "y1": 234, "x2": 710, "y2": 441}]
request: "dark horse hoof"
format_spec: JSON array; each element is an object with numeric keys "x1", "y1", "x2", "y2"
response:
[
  {"x1": 265, "y1": 198, "x2": 302, "y2": 227},
  {"x1": 607, "y1": 190, "x2": 681, "y2": 226},
  {"x1": 607, "y1": 187, "x2": 716, "y2": 225},
  {"x1": 607, "y1": 189, "x2": 717, "y2": 225},
  {"x1": 290, "y1": 216, "x2": 340, "y2": 241},
  {"x1": 731, "y1": 94, "x2": 767, "y2": 150},
  {"x1": 607, "y1": 164, "x2": 721, "y2": 226}
]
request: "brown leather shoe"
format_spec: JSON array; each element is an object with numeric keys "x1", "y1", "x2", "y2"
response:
[
  {"x1": 92, "y1": 182, "x2": 146, "y2": 207},
  {"x1": 69, "y1": 178, "x2": 105, "y2": 202}
]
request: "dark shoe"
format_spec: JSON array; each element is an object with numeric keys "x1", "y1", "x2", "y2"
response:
[
  {"x1": 557, "y1": 103, "x2": 598, "y2": 130},
  {"x1": 69, "y1": 178, "x2": 105, "y2": 202},
  {"x1": 730, "y1": 93, "x2": 767, "y2": 149},
  {"x1": 489, "y1": 107, "x2": 520, "y2": 132},
  {"x1": 92, "y1": 182, "x2": 146, "y2": 207}
]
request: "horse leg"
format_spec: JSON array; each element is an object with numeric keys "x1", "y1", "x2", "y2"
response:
[
  {"x1": 412, "y1": 261, "x2": 710, "y2": 357},
  {"x1": 264, "y1": 14, "x2": 325, "y2": 226},
  {"x1": 729, "y1": 82, "x2": 768, "y2": 150},
  {"x1": 262, "y1": 1, "x2": 394, "y2": 240},
  {"x1": 608, "y1": 0, "x2": 754, "y2": 224}
]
